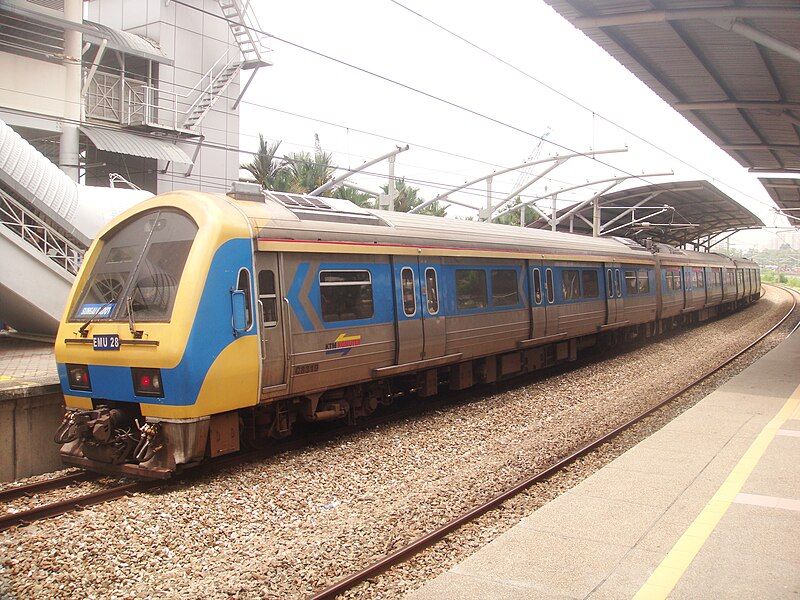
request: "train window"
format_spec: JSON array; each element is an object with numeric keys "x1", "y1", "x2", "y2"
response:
[
  {"x1": 401, "y1": 268, "x2": 416, "y2": 317},
  {"x1": 582, "y1": 270, "x2": 599, "y2": 298},
  {"x1": 425, "y1": 268, "x2": 439, "y2": 315},
  {"x1": 237, "y1": 269, "x2": 253, "y2": 330},
  {"x1": 665, "y1": 270, "x2": 673, "y2": 290},
  {"x1": 637, "y1": 269, "x2": 650, "y2": 294},
  {"x1": 562, "y1": 269, "x2": 580, "y2": 300},
  {"x1": 533, "y1": 269, "x2": 543, "y2": 305},
  {"x1": 456, "y1": 269, "x2": 488, "y2": 309},
  {"x1": 546, "y1": 269, "x2": 555, "y2": 303},
  {"x1": 615, "y1": 270, "x2": 622, "y2": 297},
  {"x1": 624, "y1": 270, "x2": 638, "y2": 295},
  {"x1": 491, "y1": 269, "x2": 519, "y2": 307},
  {"x1": 606, "y1": 269, "x2": 613, "y2": 298},
  {"x1": 258, "y1": 270, "x2": 278, "y2": 327},
  {"x1": 319, "y1": 270, "x2": 374, "y2": 322},
  {"x1": 674, "y1": 269, "x2": 682, "y2": 290},
  {"x1": 695, "y1": 268, "x2": 705, "y2": 288}
]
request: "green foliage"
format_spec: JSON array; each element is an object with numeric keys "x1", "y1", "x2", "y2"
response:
[
  {"x1": 331, "y1": 186, "x2": 374, "y2": 207},
  {"x1": 242, "y1": 137, "x2": 444, "y2": 217},
  {"x1": 494, "y1": 196, "x2": 540, "y2": 227},
  {"x1": 284, "y1": 150, "x2": 334, "y2": 194},
  {"x1": 241, "y1": 136, "x2": 290, "y2": 191},
  {"x1": 379, "y1": 178, "x2": 446, "y2": 216}
]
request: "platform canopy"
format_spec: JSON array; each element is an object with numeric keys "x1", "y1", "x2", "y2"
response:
[
  {"x1": 544, "y1": 1, "x2": 800, "y2": 174},
  {"x1": 528, "y1": 180, "x2": 764, "y2": 248},
  {"x1": 759, "y1": 177, "x2": 800, "y2": 227}
]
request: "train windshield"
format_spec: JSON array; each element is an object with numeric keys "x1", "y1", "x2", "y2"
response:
[{"x1": 71, "y1": 209, "x2": 197, "y2": 322}]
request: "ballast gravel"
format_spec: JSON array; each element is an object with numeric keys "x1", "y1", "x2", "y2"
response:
[{"x1": 0, "y1": 286, "x2": 793, "y2": 599}]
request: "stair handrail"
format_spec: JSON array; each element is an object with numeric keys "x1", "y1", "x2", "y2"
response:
[
  {"x1": 182, "y1": 55, "x2": 241, "y2": 126},
  {"x1": 227, "y1": 0, "x2": 271, "y2": 62},
  {"x1": 0, "y1": 188, "x2": 84, "y2": 275},
  {"x1": 123, "y1": 50, "x2": 237, "y2": 130}
]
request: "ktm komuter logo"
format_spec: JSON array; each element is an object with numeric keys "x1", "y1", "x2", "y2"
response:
[{"x1": 325, "y1": 333, "x2": 362, "y2": 356}]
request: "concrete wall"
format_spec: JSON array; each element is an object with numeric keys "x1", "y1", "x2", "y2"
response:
[
  {"x1": 0, "y1": 387, "x2": 64, "y2": 482},
  {"x1": 0, "y1": 53, "x2": 68, "y2": 122}
]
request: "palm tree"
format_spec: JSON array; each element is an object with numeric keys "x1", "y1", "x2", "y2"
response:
[
  {"x1": 284, "y1": 150, "x2": 335, "y2": 194},
  {"x1": 379, "y1": 178, "x2": 446, "y2": 216},
  {"x1": 332, "y1": 185, "x2": 375, "y2": 207},
  {"x1": 242, "y1": 135, "x2": 290, "y2": 191},
  {"x1": 495, "y1": 196, "x2": 540, "y2": 227}
]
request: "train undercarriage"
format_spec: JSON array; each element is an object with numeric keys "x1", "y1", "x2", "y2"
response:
[{"x1": 55, "y1": 297, "x2": 758, "y2": 479}]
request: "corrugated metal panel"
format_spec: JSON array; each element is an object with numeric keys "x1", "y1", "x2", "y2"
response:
[
  {"x1": 80, "y1": 125, "x2": 193, "y2": 165},
  {"x1": 0, "y1": 4, "x2": 172, "y2": 65},
  {"x1": 528, "y1": 180, "x2": 764, "y2": 246},
  {"x1": 544, "y1": 0, "x2": 800, "y2": 173},
  {"x1": 0, "y1": 118, "x2": 87, "y2": 245},
  {"x1": 759, "y1": 177, "x2": 800, "y2": 226},
  {"x1": 83, "y1": 20, "x2": 172, "y2": 66}
]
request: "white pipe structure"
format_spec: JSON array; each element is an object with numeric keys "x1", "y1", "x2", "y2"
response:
[
  {"x1": 602, "y1": 208, "x2": 672, "y2": 236},
  {"x1": 309, "y1": 144, "x2": 409, "y2": 197},
  {"x1": 487, "y1": 159, "x2": 567, "y2": 220},
  {"x1": 712, "y1": 19, "x2": 800, "y2": 66},
  {"x1": 409, "y1": 147, "x2": 628, "y2": 215},
  {"x1": 341, "y1": 182, "x2": 381, "y2": 198},
  {"x1": 59, "y1": 0, "x2": 82, "y2": 182},
  {"x1": 490, "y1": 171, "x2": 673, "y2": 222}
]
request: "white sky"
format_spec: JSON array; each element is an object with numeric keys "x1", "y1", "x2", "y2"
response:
[{"x1": 239, "y1": 0, "x2": 794, "y2": 249}]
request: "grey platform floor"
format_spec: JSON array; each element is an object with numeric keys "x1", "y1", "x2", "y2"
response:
[
  {"x1": 409, "y1": 332, "x2": 800, "y2": 599},
  {"x1": 0, "y1": 334, "x2": 59, "y2": 398}
]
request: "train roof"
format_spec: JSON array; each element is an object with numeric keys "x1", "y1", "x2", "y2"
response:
[{"x1": 233, "y1": 191, "x2": 654, "y2": 262}]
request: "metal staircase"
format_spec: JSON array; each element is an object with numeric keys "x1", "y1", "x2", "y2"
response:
[
  {"x1": 182, "y1": 59, "x2": 242, "y2": 129},
  {"x1": 216, "y1": 0, "x2": 271, "y2": 108}
]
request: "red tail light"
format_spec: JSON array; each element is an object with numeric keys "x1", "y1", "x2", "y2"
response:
[
  {"x1": 67, "y1": 364, "x2": 91, "y2": 391},
  {"x1": 132, "y1": 368, "x2": 164, "y2": 398}
]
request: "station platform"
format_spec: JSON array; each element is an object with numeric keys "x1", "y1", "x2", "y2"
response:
[
  {"x1": 410, "y1": 331, "x2": 800, "y2": 599},
  {"x1": 0, "y1": 334, "x2": 59, "y2": 398},
  {"x1": 0, "y1": 334, "x2": 63, "y2": 481}
]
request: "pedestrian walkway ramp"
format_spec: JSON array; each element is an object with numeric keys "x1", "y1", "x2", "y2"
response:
[{"x1": 0, "y1": 119, "x2": 151, "y2": 335}]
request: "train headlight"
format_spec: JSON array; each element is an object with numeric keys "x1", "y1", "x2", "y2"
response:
[
  {"x1": 132, "y1": 368, "x2": 164, "y2": 398},
  {"x1": 67, "y1": 364, "x2": 91, "y2": 391}
]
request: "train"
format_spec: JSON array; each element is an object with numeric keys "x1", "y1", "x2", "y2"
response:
[{"x1": 53, "y1": 188, "x2": 760, "y2": 478}]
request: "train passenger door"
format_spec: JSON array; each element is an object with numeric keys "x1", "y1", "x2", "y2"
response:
[
  {"x1": 420, "y1": 260, "x2": 446, "y2": 359},
  {"x1": 393, "y1": 258, "x2": 424, "y2": 364},
  {"x1": 543, "y1": 265, "x2": 557, "y2": 336},
  {"x1": 605, "y1": 263, "x2": 622, "y2": 325},
  {"x1": 255, "y1": 253, "x2": 286, "y2": 387},
  {"x1": 529, "y1": 263, "x2": 548, "y2": 338}
]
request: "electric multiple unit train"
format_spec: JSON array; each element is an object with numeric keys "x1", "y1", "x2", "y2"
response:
[{"x1": 53, "y1": 189, "x2": 760, "y2": 477}]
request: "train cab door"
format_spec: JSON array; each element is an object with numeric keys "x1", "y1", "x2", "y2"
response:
[
  {"x1": 420, "y1": 260, "x2": 446, "y2": 359},
  {"x1": 255, "y1": 253, "x2": 286, "y2": 387},
  {"x1": 393, "y1": 258, "x2": 424, "y2": 364},
  {"x1": 605, "y1": 263, "x2": 622, "y2": 325}
]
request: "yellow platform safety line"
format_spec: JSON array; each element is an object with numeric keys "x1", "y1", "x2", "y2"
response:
[{"x1": 634, "y1": 383, "x2": 800, "y2": 600}]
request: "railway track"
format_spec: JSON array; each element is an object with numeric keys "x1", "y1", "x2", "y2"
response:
[
  {"x1": 2, "y1": 287, "x2": 796, "y2": 537},
  {"x1": 309, "y1": 284, "x2": 800, "y2": 599}
]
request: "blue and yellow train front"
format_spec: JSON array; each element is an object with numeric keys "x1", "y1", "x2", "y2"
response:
[{"x1": 54, "y1": 191, "x2": 261, "y2": 478}]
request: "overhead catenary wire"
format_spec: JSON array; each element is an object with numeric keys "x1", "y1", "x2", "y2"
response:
[
  {"x1": 0, "y1": 97, "x2": 609, "y2": 205},
  {"x1": 384, "y1": 0, "x2": 783, "y2": 214},
  {"x1": 167, "y1": 0, "x2": 786, "y2": 221}
]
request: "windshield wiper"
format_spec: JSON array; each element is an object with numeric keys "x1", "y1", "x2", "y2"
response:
[
  {"x1": 125, "y1": 294, "x2": 144, "y2": 339},
  {"x1": 77, "y1": 298, "x2": 116, "y2": 338}
]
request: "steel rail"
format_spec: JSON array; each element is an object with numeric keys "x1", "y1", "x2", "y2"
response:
[
  {"x1": 0, "y1": 471, "x2": 100, "y2": 503},
  {"x1": 3, "y1": 287, "x2": 794, "y2": 536},
  {"x1": 309, "y1": 284, "x2": 798, "y2": 600},
  {"x1": 0, "y1": 481, "x2": 154, "y2": 532}
]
